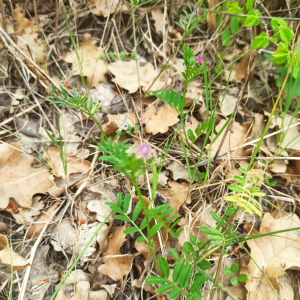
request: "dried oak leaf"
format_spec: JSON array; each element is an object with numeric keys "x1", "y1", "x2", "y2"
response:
[
  {"x1": 243, "y1": 213, "x2": 300, "y2": 292},
  {"x1": 90, "y1": 0, "x2": 127, "y2": 17},
  {"x1": 158, "y1": 181, "x2": 191, "y2": 217},
  {"x1": 210, "y1": 120, "x2": 251, "y2": 156},
  {"x1": 12, "y1": 9, "x2": 45, "y2": 64},
  {"x1": 142, "y1": 104, "x2": 179, "y2": 135},
  {"x1": 224, "y1": 49, "x2": 253, "y2": 83},
  {"x1": 98, "y1": 224, "x2": 132, "y2": 282},
  {"x1": 245, "y1": 276, "x2": 294, "y2": 300},
  {"x1": 0, "y1": 142, "x2": 53, "y2": 208},
  {"x1": 269, "y1": 114, "x2": 300, "y2": 151},
  {"x1": 0, "y1": 234, "x2": 29, "y2": 270},
  {"x1": 151, "y1": 9, "x2": 166, "y2": 34},
  {"x1": 108, "y1": 60, "x2": 170, "y2": 93},
  {"x1": 64, "y1": 34, "x2": 108, "y2": 88},
  {"x1": 219, "y1": 94, "x2": 237, "y2": 116}
]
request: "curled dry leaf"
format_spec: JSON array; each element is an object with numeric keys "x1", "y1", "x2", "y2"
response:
[
  {"x1": 142, "y1": 104, "x2": 179, "y2": 135},
  {"x1": 0, "y1": 142, "x2": 53, "y2": 208},
  {"x1": 64, "y1": 34, "x2": 108, "y2": 88},
  {"x1": 98, "y1": 224, "x2": 132, "y2": 282},
  {"x1": 108, "y1": 60, "x2": 170, "y2": 93},
  {"x1": 0, "y1": 234, "x2": 29, "y2": 270},
  {"x1": 243, "y1": 213, "x2": 300, "y2": 293},
  {"x1": 90, "y1": 0, "x2": 127, "y2": 17},
  {"x1": 158, "y1": 181, "x2": 191, "y2": 217}
]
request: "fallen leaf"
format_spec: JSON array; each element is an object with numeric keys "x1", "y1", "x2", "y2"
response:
[
  {"x1": 64, "y1": 34, "x2": 108, "y2": 88},
  {"x1": 59, "y1": 112, "x2": 82, "y2": 157},
  {"x1": 90, "y1": 0, "x2": 127, "y2": 17},
  {"x1": 0, "y1": 222, "x2": 9, "y2": 233},
  {"x1": 158, "y1": 181, "x2": 191, "y2": 217},
  {"x1": 98, "y1": 224, "x2": 132, "y2": 281},
  {"x1": 269, "y1": 114, "x2": 300, "y2": 151},
  {"x1": 87, "y1": 200, "x2": 114, "y2": 223},
  {"x1": 102, "y1": 112, "x2": 138, "y2": 136},
  {"x1": 219, "y1": 94, "x2": 238, "y2": 116},
  {"x1": 142, "y1": 104, "x2": 179, "y2": 135},
  {"x1": 151, "y1": 9, "x2": 166, "y2": 34},
  {"x1": 211, "y1": 120, "x2": 251, "y2": 156},
  {"x1": 0, "y1": 142, "x2": 53, "y2": 208},
  {"x1": 55, "y1": 281, "x2": 108, "y2": 300},
  {"x1": 243, "y1": 213, "x2": 300, "y2": 289},
  {"x1": 207, "y1": 0, "x2": 218, "y2": 31},
  {"x1": 12, "y1": 9, "x2": 45, "y2": 64},
  {"x1": 45, "y1": 147, "x2": 91, "y2": 180},
  {"x1": 245, "y1": 276, "x2": 294, "y2": 300},
  {"x1": 0, "y1": 234, "x2": 29, "y2": 270},
  {"x1": 23, "y1": 245, "x2": 59, "y2": 300},
  {"x1": 166, "y1": 161, "x2": 189, "y2": 181},
  {"x1": 64, "y1": 270, "x2": 92, "y2": 285},
  {"x1": 108, "y1": 60, "x2": 170, "y2": 93},
  {"x1": 224, "y1": 49, "x2": 253, "y2": 83},
  {"x1": 26, "y1": 202, "x2": 60, "y2": 238}
]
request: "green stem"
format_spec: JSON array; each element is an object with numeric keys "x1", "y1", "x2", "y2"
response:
[
  {"x1": 133, "y1": 182, "x2": 159, "y2": 269},
  {"x1": 49, "y1": 212, "x2": 113, "y2": 300},
  {"x1": 88, "y1": 113, "x2": 107, "y2": 140}
]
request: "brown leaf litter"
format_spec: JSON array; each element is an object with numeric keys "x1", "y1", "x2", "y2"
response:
[
  {"x1": 98, "y1": 224, "x2": 132, "y2": 282},
  {"x1": 108, "y1": 60, "x2": 171, "y2": 93},
  {"x1": 90, "y1": 0, "x2": 128, "y2": 17},
  {"x1": 64, "y1": 34, "x2": 108, "y2": 88},
  {"x1": 243, "y1": 213, "x2": 300, "y2": 298},
  {"x1": 142, "y1": 104, "x2": 179, "y2": 135}
]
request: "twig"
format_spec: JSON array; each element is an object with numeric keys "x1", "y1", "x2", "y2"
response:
[{"x1": 17, "y1": 201, "x2": 65, "y2": 300}]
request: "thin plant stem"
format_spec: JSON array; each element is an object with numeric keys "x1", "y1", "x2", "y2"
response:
[{"x1": 49, "y1": 213, "x2": 113, "y2": 300}]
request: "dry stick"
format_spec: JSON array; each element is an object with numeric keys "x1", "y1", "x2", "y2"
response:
[
  {"x1": 0, "y1": 104, "x2": 39, "y2": 130},
  {"x1": 0, "y1": 0, "x2": 6, "y2": 32},
  {"x1": 212, "y1": 52, "x2": 258, "y2": 167},
  {"x1": 198, "y1": 118, "x2": 300, "y2": 167},
  {"x1": 17, "y1": 201, "x2": 65, "y2": 300},
  {"x1": 55, "y1": 0, "x2": 59, "y2": 46},
  {"x1": 0, "y1": 27, "x2": 71, "y2": 96}
]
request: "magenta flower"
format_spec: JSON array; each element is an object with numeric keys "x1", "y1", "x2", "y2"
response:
[
  {"x1": 138, "y1": 143, "x2": 151, "y2": 158},
  {"x1": 194, "y1": 8, "x2": 199, "y2": 16},
  {"x1": 196, "y1": 54, "x2": 203, "y2": 64},
  {"x1": 81, "y1": 87, "x2": 86, "y2": 93}
]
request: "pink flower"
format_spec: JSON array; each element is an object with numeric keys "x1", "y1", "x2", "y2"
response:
[
  {"x1": 194, "y1": 8, "x2": 199, "y2": 16},
  {"x1": 196, "y1": 54, "x2": 203, "y2": 64},
  {"x1": 138, "y1": 143, "x2": 151, "y2": 158},
  {"x1": 81, "y1": 87, "x2": 86, "y2": 93}
]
